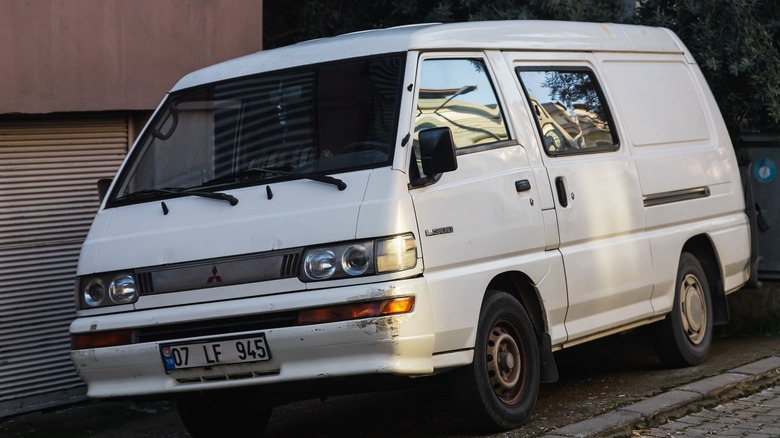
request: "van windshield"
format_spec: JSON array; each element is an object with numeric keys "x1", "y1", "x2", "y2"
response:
[{"x1": 109, "y1": 53, "x2": 405, "y2": 205}]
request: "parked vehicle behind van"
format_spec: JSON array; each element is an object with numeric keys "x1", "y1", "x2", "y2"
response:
[{"x1": 70, "y1": 21, "x2": 751, "y2": 435}]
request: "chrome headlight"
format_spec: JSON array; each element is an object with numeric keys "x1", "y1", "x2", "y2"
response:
[
  {"x1": 109, "y1": 275, "x2": 137, "y2": 304},
  {"x1": 342, "y1": 245, "x2": 371, "y2": 276},
  {"x1": 300, "y1": 233, "x2": 417, "y2": 282},
  {"x1": 303, "y1": 249, "x2": 338, "y2": 280},
  {"x1": 82, "y1": 279, "x2": 106, "y2": 307},
  {"x1": 77, "y1": 272, "x2": 138, "y2": 309}
]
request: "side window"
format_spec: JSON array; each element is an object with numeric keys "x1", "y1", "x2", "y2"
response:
[
  {"x1": 517, "y1": 68, "x2": 618, "y2": 155},
  {"x1": 415, "y1": 58, "x2": 509, "y2": 150}
]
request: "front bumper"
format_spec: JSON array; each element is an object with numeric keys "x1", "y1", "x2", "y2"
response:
[{"x1": 70, "y1": 278, "x2": 435, "y2": 398}]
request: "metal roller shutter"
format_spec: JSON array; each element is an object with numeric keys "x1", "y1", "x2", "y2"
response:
[{"x1": 0, "y1": 116, "x2": 128, "y2": 417}]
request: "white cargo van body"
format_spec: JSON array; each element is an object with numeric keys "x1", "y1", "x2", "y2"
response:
[{"x1": 70, "y1": 21, "x2": 750, "y2": 434}]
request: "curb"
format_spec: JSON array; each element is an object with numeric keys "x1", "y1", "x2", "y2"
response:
[{"x1": 538, "y1": 356, "x2": 780, "y2": 438}]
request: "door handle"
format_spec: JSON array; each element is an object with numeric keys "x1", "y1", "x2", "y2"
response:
[
  {"x1": 555, "y1": 176, "x2": 568, "y2": 207},
  {"x1": 515, "y1": 179, "x2": 531, "y2": 193}
]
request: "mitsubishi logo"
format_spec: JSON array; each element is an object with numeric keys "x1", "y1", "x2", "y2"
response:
[{"x1": 207, "y1": 266, "x2": 223, "y2": 284}]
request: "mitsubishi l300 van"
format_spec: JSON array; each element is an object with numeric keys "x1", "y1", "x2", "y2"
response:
[{"x1": 70, "y1": 20, "x2": 752, "y2": 435}]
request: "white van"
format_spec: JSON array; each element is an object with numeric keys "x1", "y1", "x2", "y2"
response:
[{"x1": 70, "y1": 21, "x2": 752, "y2": 435}]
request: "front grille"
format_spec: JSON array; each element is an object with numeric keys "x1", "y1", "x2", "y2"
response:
[
  {"x1": 281, "y1": 252, "x2": 301, "y2": 278},
  {"x1": 137, "y1": 271, "x2": 154, "y2": 295},
  {"x1": 137, "y1": 311, "x2": 296, "y2": 343},
  {"x1": 135, "y1": 248, "x2": 304, "y2": 295}
]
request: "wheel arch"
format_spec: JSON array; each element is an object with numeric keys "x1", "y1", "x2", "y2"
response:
[
  {"x1": 486, "y1": 271, "x2": 558, "y2": 382},
  {"x1": 682, "y1": 234, "x2": 729, "y2": 325}
]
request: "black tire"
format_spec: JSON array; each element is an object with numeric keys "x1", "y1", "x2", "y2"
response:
[
  {"x1": 451, "y1": 291, "x2": 540, "y2": 432},
  {"x1": 176, "y1": 389, "x2": 272, "y2": 438},
  {"x1": 653, "y1": 252, "x2": 713, "y2": 367}
]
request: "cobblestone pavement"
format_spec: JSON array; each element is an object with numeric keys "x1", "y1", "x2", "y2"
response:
[{"x1": 633, "y1": 386, "x2": 780, "y2": 437}]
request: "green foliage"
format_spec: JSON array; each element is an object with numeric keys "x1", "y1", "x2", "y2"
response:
[
  {"x1": 263, "y1": 0, "x2": 628, "y2": 48},
  {"x1": 263, "y1": 0, "x2": 780, "y2": 136},
  {"x1": 636, "y1": 0, "x2": 780, "y2": 135}
]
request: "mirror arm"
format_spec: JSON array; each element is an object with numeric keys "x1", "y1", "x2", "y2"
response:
[{"x1": 97, "y1": 178, "x2": 113, "y2": 203}]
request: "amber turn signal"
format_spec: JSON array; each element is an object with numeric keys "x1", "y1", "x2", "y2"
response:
[
  {"x1": 296, "y1": 296, "x2": 415, "y2": 326},
  {"x1": 71, "y1": 330, "x2": 136, "y2": 350}
]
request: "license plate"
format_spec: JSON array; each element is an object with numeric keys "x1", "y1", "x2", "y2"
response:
[{"x1": 160, "y1": 334, "x2": 271, "y2": 371}]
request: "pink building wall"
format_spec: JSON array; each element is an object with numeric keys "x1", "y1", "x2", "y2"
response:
[{"x1": 0, "y1": 0, "x2": 264, "y2": 114}]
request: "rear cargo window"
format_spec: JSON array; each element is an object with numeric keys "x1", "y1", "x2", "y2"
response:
[{"x1": 517, "y1": 68, "x2": 618, "y2": 155}]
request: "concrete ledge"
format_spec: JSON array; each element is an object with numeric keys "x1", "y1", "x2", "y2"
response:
[
  {"x1": 618, "y1": 389, "x2": 700, "y2": 416},
  {"x1": 677, "y1": 372, "x2": 753, "y2": 395},
  {"x1": 730, "y1": 356, "x2": 780, "y2": 375},
  {"x1": 540, "y1": 355, "x2": 780, "y2": 438}
]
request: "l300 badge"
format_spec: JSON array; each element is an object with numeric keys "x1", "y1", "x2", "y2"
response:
[{"x1": 425, "y1": 226, "x2": 454, "y2": 236}]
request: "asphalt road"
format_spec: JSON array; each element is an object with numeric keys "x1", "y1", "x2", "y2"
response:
[{"x1": 3, "y1": 331, "x2": 780, "y2": 438}]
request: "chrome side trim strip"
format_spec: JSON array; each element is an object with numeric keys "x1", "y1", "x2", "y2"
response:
[{"x1": 643, "y1": 186, "x2": 710, "y2": 207}]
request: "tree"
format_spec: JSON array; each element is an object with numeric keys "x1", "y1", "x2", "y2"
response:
[
  {"x1": 263, "y1": 0, "x2": 780, "y2": 136},
  {"x1": 636, "y1": 0, "x2": 780, "y2": 136},
  {"x1": 263, "y1": 0, "x2": 629, "y2": 48}
]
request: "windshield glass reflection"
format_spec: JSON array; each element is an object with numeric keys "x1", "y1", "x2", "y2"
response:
[{"x1": 111, "y1": 53, "x2": 405, "y2": 205}]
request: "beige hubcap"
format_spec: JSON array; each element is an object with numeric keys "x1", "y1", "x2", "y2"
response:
[
  {"x1": 486, "y1": 320, "x2": 524, "y2": 404},
  {"x1": 680, "y1": 273, "x2": 706, "y2": 345}
]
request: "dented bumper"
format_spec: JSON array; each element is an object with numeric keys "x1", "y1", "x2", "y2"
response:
[{"x1": 70, "y1": 278, "x2": 435, "y2": 398}]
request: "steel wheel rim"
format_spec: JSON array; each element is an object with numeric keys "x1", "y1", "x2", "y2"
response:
[
  {"x1": 680, "y1": 273, "x2": 706, "y2": 345},
  {"x1": 486, "y1": 318, "x2": 525, "y2": 404}
]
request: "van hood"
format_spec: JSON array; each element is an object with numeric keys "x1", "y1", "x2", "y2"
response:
[{"x1": 79, "y1": 172, "x2": 371, "y2": 274}]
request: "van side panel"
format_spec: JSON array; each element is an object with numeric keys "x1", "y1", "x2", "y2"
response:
[
  {"x1": 543, "y1": 154, "x2": 654, "y2": 340},
  {"x1": 603, "y1": 59, "x2": 710, "y2": 149},
  {"x1": 505, "y1": 52, "x2": 655, "y2": 344},
  {"x1": 598, "y1": 53, "x2": 749, "y2": 313},
  {"x1": 411, "y1": 145, "x2": 559, "y2": 352}
]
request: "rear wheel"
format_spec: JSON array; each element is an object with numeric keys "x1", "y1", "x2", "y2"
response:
[
  {"x1": 176, "y1": 389, "x2": 272, "y2": 438},
  {"x1": 653, "y1": 252, "x2": 713, "y2": 367},
  {"x1": 452, "y1": 291, "x2": 540, "y2": 432}
]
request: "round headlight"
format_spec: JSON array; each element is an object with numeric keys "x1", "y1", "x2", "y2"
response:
[
  {"x1": 304, "y1": 249, "x2": 337, "y2": 280},
  {"x1": 342, "y1": 245, "x2": 371, "y2": 276},
  {"x1": 109, "y1": 275, "x2": 137, "y2": 304},
  {"x1": 83, "y1": 279, "x2": 105, "y2": 307}
]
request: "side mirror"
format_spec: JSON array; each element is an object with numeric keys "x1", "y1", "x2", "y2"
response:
[
  {"x1": 97, "y1": 178, "x2": 113, "y2": 203},
  {"x1": 418, "y1": 127, "x2": 457, "y2": 176}
]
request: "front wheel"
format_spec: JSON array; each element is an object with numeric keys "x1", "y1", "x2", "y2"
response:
[
  {"x1": 653, "y1": 252, "x2": 713, "y2": 367},
  {"x1": 176, "y1": 389, "x2": 272, "y2": 438},
  {"x1": 451, "y1": 291, "x2": 540, "y2": 432}
]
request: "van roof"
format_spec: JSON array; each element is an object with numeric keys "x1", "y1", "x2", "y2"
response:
[{"x1": 172, "y1": 20, "x2": 688, "y2": 91}]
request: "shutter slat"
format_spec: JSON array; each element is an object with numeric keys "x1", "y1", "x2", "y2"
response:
[{"x1": 0, "y1": 116, "x2": 128, "y2": 415}]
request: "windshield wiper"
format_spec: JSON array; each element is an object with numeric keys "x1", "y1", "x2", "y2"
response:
[
  {"x1": 117, "y1": 187, "x2": 238, "y2": 206},
  {"x1": 204, "y1": 167, "x2": 347, "y2": 191},
  {"x1": 201, "y1": 166, "x2": 292, "y2": 186},
  {"x1": 259, "y1": 167, "x2": 347, "y2": 191}
]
